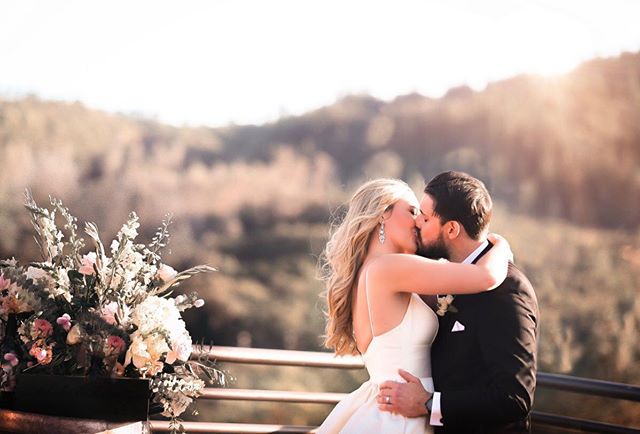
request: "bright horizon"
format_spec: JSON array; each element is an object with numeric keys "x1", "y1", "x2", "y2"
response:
[{"x1": 1, "y1": 0, "x2": 640, "y2": 127}]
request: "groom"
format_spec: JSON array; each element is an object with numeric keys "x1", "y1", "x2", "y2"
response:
[{"x1": 377, "y1": 171, "x2": 539, "y2": 433}]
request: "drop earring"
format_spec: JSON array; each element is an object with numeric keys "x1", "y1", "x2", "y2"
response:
[{"x1": 378, "y1": 221, "x2": 385, "y2": 244}]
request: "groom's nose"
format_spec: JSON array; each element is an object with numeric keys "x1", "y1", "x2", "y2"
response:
[{"x1": 414, "y1": 214, "x2": 425, "y2": 227}]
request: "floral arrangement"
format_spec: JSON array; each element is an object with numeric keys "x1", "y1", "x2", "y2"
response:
[
  {"x1": 0, "y1": 192, "x2": 224, "y2": 432},
  {"x1": 436, "y1": 294, "x2": 457, "y2": 316}
]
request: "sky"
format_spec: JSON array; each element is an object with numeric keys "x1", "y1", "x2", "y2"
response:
[{"x1": 1, "y1": 0, "x2": 640, "y2": 127}]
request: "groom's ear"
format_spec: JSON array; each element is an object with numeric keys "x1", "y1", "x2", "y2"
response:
[{"x1": 444, "y1": 221, "x2": 462, "y2": 240}]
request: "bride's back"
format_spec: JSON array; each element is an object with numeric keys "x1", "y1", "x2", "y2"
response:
[{"x1": 352, "y1": 261, "x2": 420, "y2": 354}]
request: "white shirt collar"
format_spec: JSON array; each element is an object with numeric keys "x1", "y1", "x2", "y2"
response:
[{"x1": 462, "y1": 240, "x2": 490, "y2": 264}]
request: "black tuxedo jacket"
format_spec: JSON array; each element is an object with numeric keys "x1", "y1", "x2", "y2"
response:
[{"x1": 430, "y1": 246, "x2": 539, "y2": 434}]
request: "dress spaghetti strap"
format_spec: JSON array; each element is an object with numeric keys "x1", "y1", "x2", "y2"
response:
[{"x1": 364, "y1": 273, "x2": 376, "y2": 336}]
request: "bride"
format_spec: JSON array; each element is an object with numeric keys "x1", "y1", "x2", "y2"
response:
[{"x1": 318, "y1": 178, "x2": 511, "y2": 434}]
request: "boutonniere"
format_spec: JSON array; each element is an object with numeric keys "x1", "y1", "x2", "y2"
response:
[{"x1": 436, "y1": 295, "x2": 458, "y2": 316}]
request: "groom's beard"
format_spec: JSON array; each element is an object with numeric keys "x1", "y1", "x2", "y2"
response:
[{"x1": 417, "y1": 232, "x2": 450, "y2": 260}]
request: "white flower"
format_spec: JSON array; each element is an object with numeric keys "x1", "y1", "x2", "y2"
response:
[
  {"x1": 128, "y1": 296, "x2": 193, "y2": 369},
  {"x1": 165, "y1": 330, "x2": 192, "y2": 364},
  {"x1": 122, "y1": 224, "x2": 139, "y2": 239},
  {"x1": 118, "y1": 215, "x2": 140, "y2": 240},
  {"x1": 110, "y1": 240, "x2": 120, "y2": 256},
  {"x1": 142, "y1": 264, "x2": 158, "y2": 285},
  {"x1": 53, "y1": 267, "x2": 72, "y2": 302},
  {"x1": 130, "y1": 296, "x2": 184, "y2": 336},
  {"x1": 125, "y1": 333, "x2": 150, "y2": 368},
  {"x1": 157, "y1": 264, "x2": 177, "y2": 282},
  {"x1": 100, "y1": 301, "x2": 119, "y2": 325},
  {"x1": 125, "y1": 332, "x2": 169, "y2": 376},
  {"x1": 36, "y1": 214, "x2": 64, "y2": 258},
  {"x1": 26, "y1": 267, "x2": 54, "y2": 286},
  {"x1": 145, "y1": 334, "x2": 170, "y2": 361}
]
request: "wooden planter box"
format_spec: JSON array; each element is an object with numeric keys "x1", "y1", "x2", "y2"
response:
[{"x1": 9, "y1": 374, "x2": 151, "y2": 422}]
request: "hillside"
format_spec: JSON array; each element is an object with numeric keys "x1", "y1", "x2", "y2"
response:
[
  {"x1": 216, "y1": 52, "x2": 640, "y2": 229},
  {"x1": 3, "y1": 52, "x2": 639, "y2": 230}
]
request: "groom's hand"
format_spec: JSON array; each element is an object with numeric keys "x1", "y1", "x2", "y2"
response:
[{"x1": 377, "y1": 369, "x2": 431, "y2": 417}]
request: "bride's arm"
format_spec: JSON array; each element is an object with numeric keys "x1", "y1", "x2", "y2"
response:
[{"x1": 366, "y1": 234, "x2": 511, "y2": 296}]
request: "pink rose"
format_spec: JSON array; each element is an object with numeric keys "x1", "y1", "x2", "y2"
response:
[
  {"x1": 78, "y1": 252, "x2": 97, "y2": 275},
  {"x1": 105, "y1": 335, "x2": 126, "y2": 356},
  {"x1": 56, "y1": 313, "x2": 72, "y2": 332},
  {"x1": 32, "y1": 319, "x2": 53, "y2": 338}
]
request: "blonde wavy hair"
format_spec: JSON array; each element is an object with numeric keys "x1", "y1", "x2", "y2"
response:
[{"x1": 320, "y1": 178, "x2": 418, "y2": 356}]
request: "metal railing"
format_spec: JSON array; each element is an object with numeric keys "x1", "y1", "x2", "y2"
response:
[{"x1": 150, "y1": 346, "x2": 640, "y2": 434}]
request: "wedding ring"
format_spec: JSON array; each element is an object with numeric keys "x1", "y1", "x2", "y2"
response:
[{"x1": 385, "y1": 395, "x2": 391, "y2": 404}]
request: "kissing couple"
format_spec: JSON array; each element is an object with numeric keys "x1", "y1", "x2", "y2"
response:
[{"x1": 318, "y1": 171, "x2": 539, "y2": 434}]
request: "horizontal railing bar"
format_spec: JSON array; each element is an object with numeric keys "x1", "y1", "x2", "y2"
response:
[
  {"x1": 195, "y1": 346, "x2": 640, "y2": 401},
  {"x1": 532, "y1": 411, "x2": 640, "y2": 434},
  {"x1": 200, "y1": 388, "x2": 346, "y2": 404},
  {"x1": 150, "y1": 421, "x2": 317, "y2": 433},
  {"x1": 538, "y1": 372, "x2": 640, "y2": 402},
  {"x1": 152, "y1": 417, "x2": 640, "y2": 434},
  {"x1": 193, "y1": 346, "x2": 363, "y2": 369}
]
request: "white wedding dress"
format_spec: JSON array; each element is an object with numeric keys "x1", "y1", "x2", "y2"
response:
[{"x1": 318, "y1": 293, "x2": 439, "y2": 434}]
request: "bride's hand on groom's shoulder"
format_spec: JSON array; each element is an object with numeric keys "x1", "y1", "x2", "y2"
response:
[{"x1": 488, "y1": 233, "x2": 514, "y2": 263}]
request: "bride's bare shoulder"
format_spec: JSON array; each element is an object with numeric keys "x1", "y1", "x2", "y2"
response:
[
  {"x1": 368, "y1": 253, "x2": 428, "y2": 271},
  {"x1": 364, "y1": 254, "x2": 421, "y2": 284}
]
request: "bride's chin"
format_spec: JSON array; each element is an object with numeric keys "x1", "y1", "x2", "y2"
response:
[{"x1": 404, "y1": 242, "x2": 418, "y2": 254}]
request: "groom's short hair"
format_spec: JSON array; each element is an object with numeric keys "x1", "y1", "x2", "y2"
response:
[{"x1": 424, "y1": 171, "x2": 492, "y2": 240}]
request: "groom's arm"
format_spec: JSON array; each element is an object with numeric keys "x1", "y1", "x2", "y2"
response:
[{"x1": 439, "y1": 266, "x2": 538, "y2": 428}]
